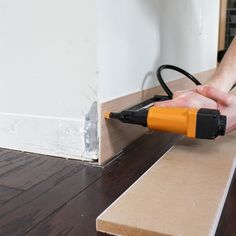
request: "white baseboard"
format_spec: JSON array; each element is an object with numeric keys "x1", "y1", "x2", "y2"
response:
[{"x1": 0, "y1": 112, "x2": 98, "y2": 161}]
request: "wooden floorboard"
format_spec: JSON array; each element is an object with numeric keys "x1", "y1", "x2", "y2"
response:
[
  {"x1": 0, "y1": 132, "x2": 235, "y2": 236},
  {"x1": 0, "y1": 152, "x2": 36, "y2": 177},
  {"x1": 26, "y1": 132, "x2": 180, "y2": 236},
  {"x1": 0, "y1": 152, "x2": 72, "y2": 190},
  {"x1": 0, "y1": 185, "x2": 22, "y2": 203},
  {"x1": 0, "y1": 162, "x2": 103, "y2": 235}
]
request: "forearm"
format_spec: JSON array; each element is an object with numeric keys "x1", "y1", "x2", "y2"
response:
[{"x1": 206, "y1": 37, "x2": 236, "y2": 93}]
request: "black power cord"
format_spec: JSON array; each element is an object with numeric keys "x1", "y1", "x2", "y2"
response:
[{"x1": 156, "y1": 65, "x2": 202, "y2": 99}]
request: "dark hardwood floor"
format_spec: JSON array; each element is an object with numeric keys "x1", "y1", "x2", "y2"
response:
[{"x1": 0, "y1": 132, "x2": 234, "y2": 236}]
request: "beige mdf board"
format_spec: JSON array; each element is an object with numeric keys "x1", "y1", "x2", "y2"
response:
[
  {"x1": 98, "y1": 69, "x2": 215, "y2": 165},
  {"x1": 97, "y1": 130, "x2": 236, "y2": 236}
]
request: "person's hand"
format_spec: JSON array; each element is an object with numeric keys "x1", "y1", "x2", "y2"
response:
[
  {"x1": 155, "y1": 88, "x2": 218, "y2": 109},
  {"x1": 197, "y1": 86, "x2": 236, "y2": 133}
]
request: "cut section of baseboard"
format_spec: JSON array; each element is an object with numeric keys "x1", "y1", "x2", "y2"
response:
[
  {"x1": 97, "y1": 131, "x2": 236, "y2": 236},
  {"x1": 98, "y1": 69, "x2": 215, "y2": 165},
  {"x1": 0, "y1": 113, "x2": 97, "y2": 161}
]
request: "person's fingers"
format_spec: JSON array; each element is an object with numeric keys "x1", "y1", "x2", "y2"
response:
[
  {"x1": 197, "y1": 85, "x2": 232, "y2": 106},
  {"x1": 173, "y1": 91, "x2": 182, "y2": 98},
  {"x1": 173, "y1": 88, "x2": 196, "y2": 98},
  {"x1": 154, "y1": 100, "x2": 181, "y2": 107},
  {"x1": 154, "y1": 98, "x2": 193, "y2": 107}
]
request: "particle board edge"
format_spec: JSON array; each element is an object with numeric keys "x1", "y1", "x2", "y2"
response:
[{"x1": 210, "y1": 158, "x2": 236, "y2": 236}]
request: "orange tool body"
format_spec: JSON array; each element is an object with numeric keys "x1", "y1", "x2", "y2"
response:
[
  {"x1": 147, "y1": 107, "x2": 198, "y2": 138},
  {"x1": 105, "y1": 106, "x2": 226, "y2": 139}
]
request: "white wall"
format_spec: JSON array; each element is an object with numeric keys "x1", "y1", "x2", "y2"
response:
[
  {"x1": 97, "y1": 0, "x2": 161, "y2": 102},
  {"x1": 0, "y1": 0, "x2": 98, "y2": 160},
  {"x1": 158, "y1": 0, "x2": 220, "y2": 79},
  {"x1": 97, "y1": 0, "x2": 220, "y2": 102},
  {"x1": 0, "y1": 0, "x2": 220, "y2": 162}
]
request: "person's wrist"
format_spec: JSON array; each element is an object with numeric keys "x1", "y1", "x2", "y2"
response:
[{"x1": 205, "y1": 75, "x2": 231, "y2": 93}]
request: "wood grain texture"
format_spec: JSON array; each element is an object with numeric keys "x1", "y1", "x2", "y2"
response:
[
  {"x1": 0, "y1": 163, "x2": 102, "y2": 235},
  {"x1": 0, "y1": 152, "x2": 36, "y2": 177},
  {"x1": 97, "y1": 131, "x2": 236, "y2": 236},
  {"x1": 0, "y1": 185, "x2": 22, "y2": 203},
  {"x1": 0, "y1": 152, "x2": 71, "y2": 190},
  {"x1": 25, "y1": 132, "x2": 180, "y2": 236},
  {"x1": 98, "y1": 69, "x2": 215, "y2": 164}
]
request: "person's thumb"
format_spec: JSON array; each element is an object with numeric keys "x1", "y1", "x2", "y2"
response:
[{"x1": 196, "y1": 85, "x2": 232, "y2": 106}]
